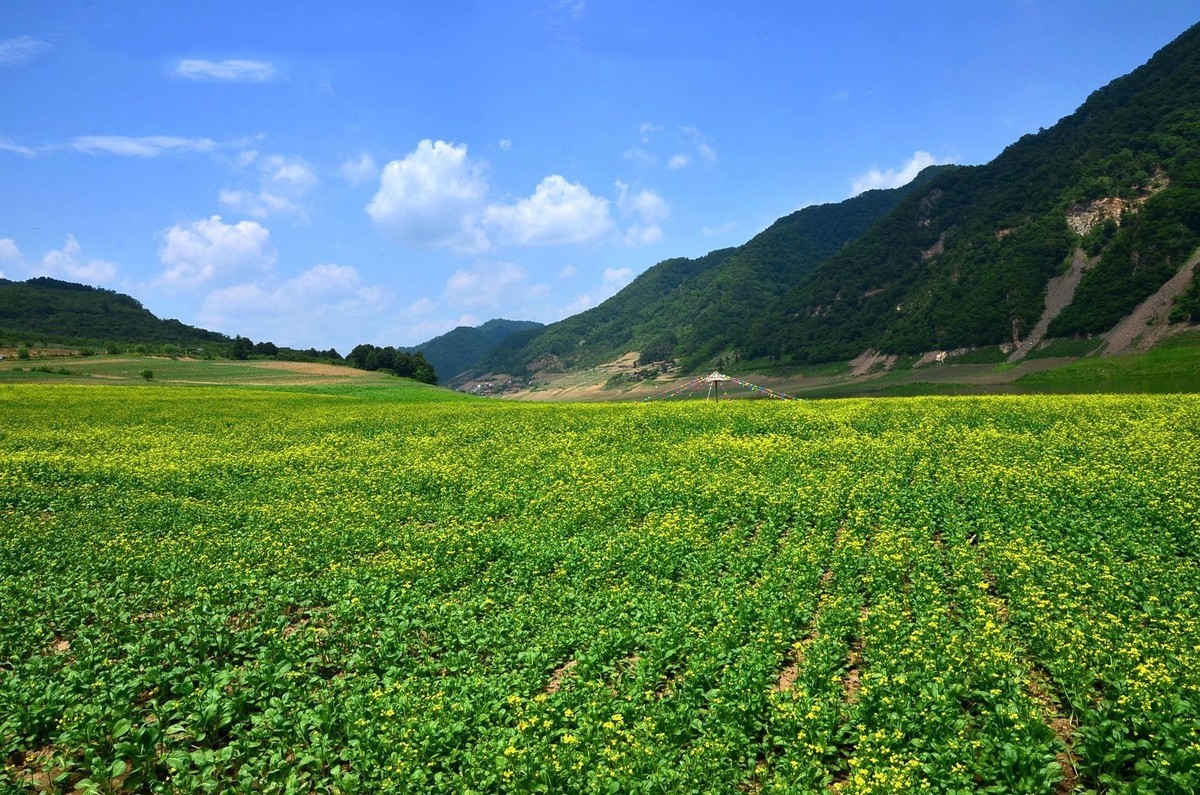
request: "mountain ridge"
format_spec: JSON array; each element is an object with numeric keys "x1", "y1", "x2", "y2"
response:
[
  {"x1": 0, "y1": 277, "x2": 231, "y2": 348},
  {"x1": 472, "y1": 21, "x2": 1200, "y2": 379},
  {"x1": 747, "y1": 21, "x2": 1200, "y2": 365},
  {"x1": 412, "y1": 318, "x2": 544, "y2": 382},
  {"x1": 473, "y1": 165, "x2": 953, "y2": 381}
]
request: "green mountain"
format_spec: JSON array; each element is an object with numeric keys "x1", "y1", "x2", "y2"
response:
[
  {"x1": 482, "y1": 22, "x2": 1200, "y2": 378},
  {"x1": 412, "y1": 318, "x2": 544, "y2": 380},
  {"x1": 0, "y1": 277, "x2": 230, "y2": 348},
  {"x1": 480, "y1": 165, "x2": 951, "y2": 377},
  {"x1": 745, "y1": 21, "x2": 1200, "y2": 364}
]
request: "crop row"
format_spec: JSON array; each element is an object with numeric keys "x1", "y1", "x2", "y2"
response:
[{"x1": 0, "y1": 385, "x2": 1197, "y2": 793}]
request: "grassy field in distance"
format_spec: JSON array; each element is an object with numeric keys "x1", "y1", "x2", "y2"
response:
[
  {"x1": 511, "y1": 330, "x2": 1200, "y2": 402},
  {"x1": 3, "y1": 329, "x2": 1199, "y2": 400},
  {"x1": 0, "y1": 353, "x2": 407, "y2": 389}
]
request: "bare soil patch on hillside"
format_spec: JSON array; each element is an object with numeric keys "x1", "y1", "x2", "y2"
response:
[
  {"x1": 1102, "y1": 250, "x2": 1199, "y2": 355},
  {"x1": 1009, "y1": 248, "x2": 1092, "y2": 362}
]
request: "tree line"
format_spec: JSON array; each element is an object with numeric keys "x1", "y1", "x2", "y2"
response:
[
  {"x1": 228, "y1": 336, "x2": 438, "y2": 384},
  {"x1": 346, "y1": 344, "x2": 438, "y2": 384}
]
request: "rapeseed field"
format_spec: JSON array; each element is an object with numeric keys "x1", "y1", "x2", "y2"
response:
[{"x1": 1, "y1": 384, "x2": 1196, "y2": 793}]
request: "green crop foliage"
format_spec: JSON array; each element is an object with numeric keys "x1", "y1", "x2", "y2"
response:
[{"x1": 1, "y1": 385, "x2": 1197, "y2": 793}]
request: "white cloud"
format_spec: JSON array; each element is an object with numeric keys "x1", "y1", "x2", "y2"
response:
[
  {"x1": 31, "y1": 235, "x2": 119, "y2": 285},
  {"x1": 559, "y1": 264, "x2": 577, "y2": 278},
  {"x1": 174, "y1": 59, "x2": 277, "y2": 82},
  {"x1": 400, "y1": 314, "x2": 482, "y2": 346},
  {"x1": 623, "y1": 147, "x2": 658, "y2": 167},
  {"x1": 483, "y1": 175, "x2": 613, "y2": 247},
  {"x1": 639, "y1": 122, "x2": 663, "y2": 141},
  {"x1": 629, "y1": 124, "x2": 716, "y2": 170},
  {"x1": 370, "y1": 139, "x2": 624, "y2": 253},
  {"x1": 367, "y1": 139, "x2": 490, "y2": 252},
  {"x1": 71, "y1": 135, "x2": 218, "y2": 158},
  {"x1": 443, "y1": 261, "x2": 529, "y2": 309},
  {"x1": 679, "y1": 126, "x2": 717, "y2": 165},
  {"x1": 217, "y1": 189, "x2": 296, "y2": 218},
  {"x1": 702, "y1": 221, "x2": 738, "y2": 237},
  {"x1": 385, "y1": 297, "x2": 484, "y2": 344},
  {"x1": 199, "y1": 264, "x2": 389, "y2": 349},
  {"x1": 0, "y1": 236, "x2": 119, "y2": 285},
  {"x1": 556, "y1": 293, "x2": 594, "y2": 318},
  {"x1": 267, "y1": 156, "x2": 317, "y2": 190},
  {"x1": 850, "y1": 150, "x2": 952, "y2": 196},
  {"x1": 157, "y1": 215, "x2": 275, "y2": 290},
  {"x1": 602, "y1": 267, "x2": 634, "y2": 296},
  {"x1": 220, "y1": 154, "x2": 317, "y2": 219},
  {"x1": 0, "y1": 238, "x2": 24, "y2": 269},
  {"x1": 406, "y1": 297, "x2": 437, "y2": 316},
  {"x1": 616, "y1": 181, "x2": 669, "y2": 245},
  {"x1": 498, "y1": 139, "x2": 512, "y2": 151},
  {"x1": 0, "y1": 36, "x2": 49, "y2": 66},
  {"x1": 368, "y1": 139, "x2": 618, "y2": 252},
  {"x1": 552, "y1": 265, "x2": 635, "y2": 320},
  {"x1": 339, "y1": 153, "x2": 378, "y2": 184},
  {"x1": 0, "y1": 137, "x2": 36, "y2": 157}
]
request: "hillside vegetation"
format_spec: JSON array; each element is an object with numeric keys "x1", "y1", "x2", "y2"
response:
[
  {"x1": 413, "y1": 319, "x2": 543, "y2": 381},
  {"x1": 0, "y1": 278, "x2": 229, "y2": 349},
  {"x1": 750, "y1": 22, "x2": 1200, "y2": 364},
  {"x1": 478, "y1": 167, "x2": 950, "y2": 377},
  {"x1": 0, "y1": 278, "x2": 443, "y2": 384}
]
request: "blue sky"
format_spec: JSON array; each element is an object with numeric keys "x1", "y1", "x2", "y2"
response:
[{"x1": 1, "y1": 2, "x2": 1196, "y2": 353}]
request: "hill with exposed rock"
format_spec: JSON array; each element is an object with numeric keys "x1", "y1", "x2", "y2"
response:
[{"x1": 471, "y1": 22, "x2": 1200, "y2": 382}]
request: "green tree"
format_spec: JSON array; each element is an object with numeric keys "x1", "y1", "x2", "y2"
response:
[{"x1": 231, "y1": 336, "x2": 253, "y2": 360}]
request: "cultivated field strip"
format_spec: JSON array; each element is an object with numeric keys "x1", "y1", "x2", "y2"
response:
[{"x1": 0, "y1": 385, "x2": 1197, "y2": 793}]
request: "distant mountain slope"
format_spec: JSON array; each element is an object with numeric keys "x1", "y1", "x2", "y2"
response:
[
  {"x1": 480, "y1": 22, "x2": 1200, "y2": 378},
  {"x1": 413, "y1": 318, "x2": 543, "y2": 380},
  {"x1": 747, "y1": 21, "x2": 1200, "y2": 364},
  {"x1": 481, "y1": 165, "x2": 951, "y2": 375},
  {"x1": 0, "y1": 277, "x2": 230, "y2": 346}
]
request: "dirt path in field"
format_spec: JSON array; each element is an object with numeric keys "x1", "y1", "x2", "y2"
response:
[
  {"x1": 773, "y1": 567, "x2": 836, "y2": 694},
  {"x1": 1027, "y1": 667, "x2": 1080, "y2": 795},
  {"x1": 545, "y1": 659, "x2": 576, "y2": 694},
  {"x1": 972, "y1": 543, "x2": 1080, "y2": 793},
  {"x1": 1102, "y1": 247, "x2": 1200, "y2": 355},
  {"x1": 1008, "y1": 249, "x2": 1091, "y2": 362}
]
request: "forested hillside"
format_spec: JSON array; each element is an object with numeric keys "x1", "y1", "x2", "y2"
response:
[
  {"x1": 0, "y1": 277, "x2": 229, "y2": 348},
  {"x1": 413, "y1": 318, "x2": 543, "y2": 381},
  {"x1": 480, "y1": 166, "x2": 950, "y2": 376},
  {"x1": 747, "y1": 22, "x2": 1200, "y2": 364},
  {"x1": 478, "y1": 23, "x2": 1200, "y2": 377}
]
